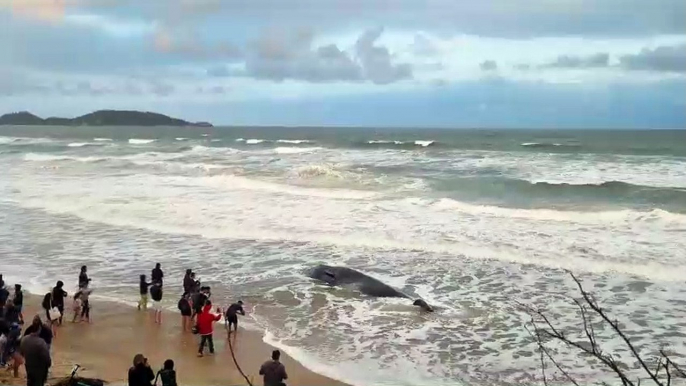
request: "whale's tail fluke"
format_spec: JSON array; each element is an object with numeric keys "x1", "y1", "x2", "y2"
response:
[{"x1": 413, "y1": 299, "x2": 434, "y2": 312}]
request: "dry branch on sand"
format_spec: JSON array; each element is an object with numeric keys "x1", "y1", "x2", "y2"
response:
[{"x1": 518, "y1": 271, "x2": 686, "y2": 386}]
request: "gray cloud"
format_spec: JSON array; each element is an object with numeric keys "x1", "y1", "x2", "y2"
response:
[
  {"x1": 411, "y1": 33, "x2": 439, "y2": 56},
  {"x1": 0, "y1": 72, "x2": 170, "y2": 97},
  {"x1": 207, "y1": 66, "x2": 231, "y2": 77},
  {"x1": 242, "y1": 27, "x2": 411, "y2": 84},
  {"x1": 148, "y1": 80, "x2": 175, "y2": 96},
  {"x1": 123, "y1": 83, "x2": 144, "y2": 95},
  {"x1": 619, "y1": 44, "x2": 686, "y2": 73},
  {"x1": 55, "y1": 81, "x2": 115, "y2": 96},
  {"x1": 356, "y1": 27, "x2": 413, "y2": 84},
  {"x1": 480, "y1": 60, "x2": 498, "y2": 71},
  {"x1": 540, "y1": 53, "x2": 610, "y2": 69},
  {"x1": 0, "y1": 70, "x2": 49, "y2": 95},
  {"x1": 196, "y1": 85, "x2": 226, "y2": 94}
]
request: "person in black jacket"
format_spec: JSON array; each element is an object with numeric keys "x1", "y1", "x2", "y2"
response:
[
  {"x1": 225, "y1": 300, "x2": 245, "y2": 337},
  {"x1": 128, "y1": 354, "x2": 155, "y2": 386},
  {"x1": 51, "y1": 281, "x2": 68, "y2": 326},
  {"x1": 190, "y1": 287, "x2": 209, "y2": 322},
  {"x1": 151, "y1": 264, "x2": 163, "y2": 287},
  {"x1": 13, "y1": 284, "x2": 24, "y2": 324},
  {"x1": 182, "y1": 269, "x2": 193, "y2": 296},
  {"x1": 0, "y1": 286, "x2": 9, "y2": 316},
  {"x1": 0, "y1": 283, "x2": 8, "y2": 309},
  {"x1": 78, "y1": 266, "x2": 91, "y2": 289}
]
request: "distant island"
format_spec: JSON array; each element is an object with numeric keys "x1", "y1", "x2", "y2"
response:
[{"x1": 0, "y1": 110, "x2": 213, "y2": 127}]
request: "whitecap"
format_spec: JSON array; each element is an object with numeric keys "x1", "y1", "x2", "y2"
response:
[
  {"x1": 368, "y1": 140, "x2": 405, "y2": 145},
  {"x1": 431, "y1": 197, "x2": 686, "y2": 224},
  {"x1": 0, "y1": 136, "x2": 56, "y2": 145},
  {"x1": 276, "y1": 139, "x2": 313, "y2": 144},
  {"x1": 0, "y1": 136, "x2": 19, "y2": 144},
  {"x1": 175, "y1": 137, "x2": 188, "y2": 141},
  {"x1": 246, "y1": 139, "x2": 265, "y2": 145},
  {"x1": 93, "y1": 138, "x2": 112, "y2": 142},
  {"x1": 68, "y1": 142, "x2": 98, "y2": 147},
  {"x1": 128, "y1": 139, "x2": 157, "y2": 145},
  {"x1": 414, "y1": 140, "x2": 434, "y2": 147}
]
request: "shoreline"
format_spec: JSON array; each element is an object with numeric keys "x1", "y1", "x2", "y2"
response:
[{"x1": 1, "y1": 291, "x2": 350, "y2": 386}]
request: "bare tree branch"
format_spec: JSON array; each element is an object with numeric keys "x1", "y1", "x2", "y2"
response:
[
  {"x1": 518, "y1": 272, "x2": 685, "y2": 386},
  {"x1": 568, "y1": 272, "x2": 661, "y2": 385},
  {"x1": 654, "y1": 357, "x2": 663, "y2": 380},
  {"x1": 524, "y1": 319, "x2": 580, "y2": 386}
]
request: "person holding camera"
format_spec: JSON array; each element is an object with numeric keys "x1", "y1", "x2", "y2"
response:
[{"x1": 128, "y1": 353, "x2": 155, "y2": 386}]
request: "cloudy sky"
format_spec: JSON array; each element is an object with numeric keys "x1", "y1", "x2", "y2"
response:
[{"x1": 1, "y1": 0, "x2": 685, "y2": 128}]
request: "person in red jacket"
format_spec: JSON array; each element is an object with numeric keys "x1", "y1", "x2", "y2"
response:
[{"x1": 196, "y1": 301, "x2": 222, "y2": 357}]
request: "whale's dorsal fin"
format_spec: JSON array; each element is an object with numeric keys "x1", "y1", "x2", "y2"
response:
[
  {"x1": 324, "y1": 270, "x2": 336, "y2": 279},
  {"x1": 413, "y1": 299, "x2": 434, "y2": 312}
]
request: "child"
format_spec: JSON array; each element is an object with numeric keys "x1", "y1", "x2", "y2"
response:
[
  {"x1": 79, "y1": 286, "x2": 94, "y2": 323},
  {"x1": 156, "y1": 359, "x2": 177, "y2": 386},
  {"x1": 177, "y1": 294, "x2": 192, "y2": 332},
  {"x1": 196, "y1": 301, "x2": 221, "y2": 357},
  {"x1": 4, "y1": 323, "x2": 22, "y2": 377},
  {"x1": 138, "y1": 275, "x2": 151, "y2": 311},
  {"x1": 72, "y1": 291, "x2": 83, "y2": 323}
]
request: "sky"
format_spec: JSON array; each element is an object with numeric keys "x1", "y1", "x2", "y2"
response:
[{"x1": 1, "y1": 0, "x2": 685, "y2": 128}]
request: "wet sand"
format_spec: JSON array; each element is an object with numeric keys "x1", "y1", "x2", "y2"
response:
[{"x1": 1, "y1": 293, "x2": 349, "y2": 386}]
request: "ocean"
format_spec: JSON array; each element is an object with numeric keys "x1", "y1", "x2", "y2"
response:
[{"x1": 1, "y1": 126, "x2": 686, "y2": 385}]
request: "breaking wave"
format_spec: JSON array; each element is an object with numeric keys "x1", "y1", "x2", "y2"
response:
[
  {"x1": 128, "y1": 138, "x2": 157, "y2": 145},
  {"x1": 274, "y1": 147, "x2": 323, "y2": 154},
  {"x1": 362, "y1": 140, "x2": 437, "y2": 148},
  {"x1": 68, "y1": 142, "x2": 105, "y2": 147},
  {"x1": 521, "y1": 142, "x2": 581, "y2": 149}
]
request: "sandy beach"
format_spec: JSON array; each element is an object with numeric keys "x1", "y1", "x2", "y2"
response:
[{"x1": 1, "y1": 292, "x2": 349, "y2": 386}]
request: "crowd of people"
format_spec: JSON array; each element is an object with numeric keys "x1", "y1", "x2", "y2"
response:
[{"x1": 0, "y1": 266, "x2": 289, "y2": 386}]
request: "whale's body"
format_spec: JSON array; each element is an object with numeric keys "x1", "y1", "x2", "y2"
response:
[{"x1": 308, "y1": 264, "x2": 433, "y2": 312}]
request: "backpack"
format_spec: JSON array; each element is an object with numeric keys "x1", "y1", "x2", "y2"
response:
[
  {"x1": 150, "y1": 285, "x2": 162, "y2": 302},
  {"x1": 42, "y1": 292, "x2": 52, "y2": 310},
  {"x1": 177, "y1": 298, "x2": 190, "y2": 313}
]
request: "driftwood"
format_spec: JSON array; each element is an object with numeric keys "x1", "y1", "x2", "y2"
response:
[{"x1": 518, "y1": 271, "x2": 686, "y2": 386}]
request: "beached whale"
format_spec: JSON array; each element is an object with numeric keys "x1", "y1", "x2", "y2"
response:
[{"x1": 308, "y1": 264, "x2": 434, "y2": 312}]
